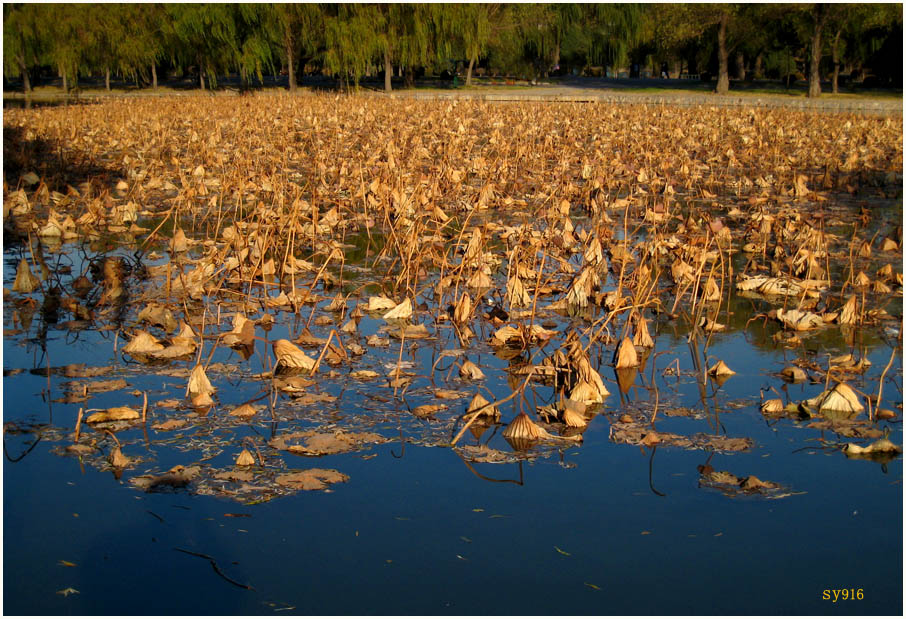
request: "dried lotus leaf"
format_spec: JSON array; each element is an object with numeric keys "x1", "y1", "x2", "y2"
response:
[
  {"x1": 453, "y1": 292, "x2": 472, "y2": 324},
  {"x1": 502, "y1": 412, "x2": 543, "y2": 441},
  {"x1": 275, "y1": 468, "x2": 349, "y2": 491},
  {"x1": 632, "y1": 316, "x2": 654, "y2": 348},
  {"x1": 123, "y1": 330, "x2": 166, "y2": 356},
  {"x1": 466, "y1": 393, "x2": 499, "y2": 421},
  {"x1": 459, "y1": 359, "x2": 485, "y2": 380},
  {"x1": 230, "y1": 403, "x2": 257, "y2": 418},
  {"x1": 760, "y1": 399, "x2": 785, "y2": 414},
  {"x1": 775, "y1": 308, "x2": 823, "y2": 331},
  {"x1": 235, "y1": 449, "x2": 255, "y2": 466},
  {"x1": 708, "y1": 360, "x2": 735, "y2": 377},
  {"x1": 614, "y1": 337, "x2": 639, "y2": 369},
  {"x1": 273, "y1": 339, "x2": 316, "y2": 372},
  {"x1": 86, "y1": 406, "x2": 140, "y2": 424},
  {"x1": 382, "y1": 298, "x2": 412, "y2": 321},
  {"x1": 367, "y1": 295, "x2": 397, "y2": 312},
  {"x1": 187, "y1": 364, "x2": 215, "y2": 397},
  {"x1": 806, "y1": 382, "x2": 863, "y2": 414},
  {"x1": 12, "y1": 259, "x2": 41, "y2": 293}
]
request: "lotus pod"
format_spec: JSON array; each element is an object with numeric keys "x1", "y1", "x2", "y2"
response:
[
  {"x1": 236, "y1": 449, "x2": 256, "y2": 466},
  {"x1": 122, "y1": 330, "x2": 166, "y2": 355},
  {"x1": 632, "y1": 316, "x2": 654, "y2": 349},
  {"x1": 453, "y1": 292, "x2": 472, "y2": 324},
  {"x1": 854, "y1": 271, "x2": 871, "y2": 288},
  {"x1": 858, "y1": 240, "x2": 872, "y2": 258},
  {"x1": 382, "y1": 298, "x2": 412, "y2": 321},
  {"x1": 502, "y1": 412, "x2": 543, "y2": 441},
  {"x1": 466, "y1": 393, "x2": 499, "y2": 422},
  {"x1": 273, "y1": 339, "x2": 316, "y2": 372},
  {"x1": 459, "y1": 359, "x2": 485, "y2": 380},
  {"x1": 708, "y1": 360, "x2": 735, "y2": 377},
  {"x1": 614, "y1": 337, "x2": 639, "y2": 369},
  {"x1": 872, "y1": 280, "x2": 892, "y2": 294},
  {"x1": 187, "y1": 364, "x2": 215, "y2": 398},
  {"x1": 877, "y1": 263, "x2": 894, "y2": 280}
]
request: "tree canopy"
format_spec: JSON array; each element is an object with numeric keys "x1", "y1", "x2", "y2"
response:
[{"x1": 4, "y1": 3, "x2": 901, "y2": 96}]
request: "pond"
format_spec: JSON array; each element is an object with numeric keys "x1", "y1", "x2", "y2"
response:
[{"x1": 3, "y1": 95, "x2": 903, "y2": 615}]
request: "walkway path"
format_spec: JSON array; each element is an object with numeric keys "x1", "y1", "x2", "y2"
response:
[{"x1": 390, "y1": 80, "x2": 902, "y2": 115}]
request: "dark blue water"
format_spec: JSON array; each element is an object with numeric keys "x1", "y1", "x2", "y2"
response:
[{"x1": 3, "y1": 241, "x2": 902, "y2": 615}]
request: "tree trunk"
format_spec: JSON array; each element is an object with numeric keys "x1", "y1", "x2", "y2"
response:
[
  {"x1": 466, "y1": 53, "x2": 476, "y2": 86},
  {"x1": 405, "y1": 66, "x2": 414, "y2": 89},
  {"x1": 199, "y1": 57, "x2": 205, "y2": 91},
  {"x1": 286, "y1": 31, "x2": 296, "y2": 91},
  {"x1": 18, "y1": 55, "x2": 31, "y2": 94},
  {"x1": 61, "y1": 66, "x2": 68, "y2": 93},
  {"x1": 831, "y1": 28, "x2": 842, "y2": 94},
  {"x1": 735, "y1": 51, "x2": 745, "y2": 80},
  {"x1": 384, "y1": 49, "x2": 392, "y2": 92},
  {"x1": 105, "y1": 67, "x2": 111, "y2": 91},
  {"x1": 716, "y1": 12, "x2": 729, "y2": 94},
  {"x1": 808, "y1": 4, "x2": 828, "y2": 98},
  {"x1": 152, "y1": 62, "x2": 158, "y2": 89},
  {"x1": 754, "y1": 53, "x2": 763, "y2": 80}
]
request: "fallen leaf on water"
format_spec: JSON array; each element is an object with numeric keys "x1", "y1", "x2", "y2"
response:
[
  {"x1": 56, "y1": 587, "x2": 79, "y2": 597},
  {"x1": 275, "y1": 469, "x2": 349, "y2": 491},
  {"x1": 584, "y1": 583, "x2": 601, "y2": 591},
  {"x1": 412, "y1": 404, "x2": 446, "y2": 418},
  {"x1": 58, "y1": 560, "x2": 77, "y2": 567},
  {"x1": 554, "y1": 546, "x2": 571, "y2": 556},
  {"x1": 86, "y1": 406, "x2": 140, "y2": 424}
]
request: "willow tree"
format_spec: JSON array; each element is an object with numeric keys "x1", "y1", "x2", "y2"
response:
[
  {"x1": 274, "y1": 4, "x2": 323, "y2": 91},
  {"x1": 3, "y1": 4, "x2": 44, "y2": 98},
  {"x1": 454, "y1": 4, "x2": 512, "y2": 86},
  {"x1": 234, "y1": 5, "x2": 279, "y2": 88},
  {"x1": 377, "y1": 4, "x2": 436, "y2": 92},
  {"x1": 167, "y1": 4, "x2": 239, "y2": 90},
  {"x1": 322, "y1": 4, "x2": 380, "y2": 91}
]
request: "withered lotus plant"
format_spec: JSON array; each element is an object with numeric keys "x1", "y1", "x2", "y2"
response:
[
  {"x1": 614, "y1": 337, "x2": 639, "y2": 370},
  {"x1": 273, "y1": 339, "x2": 317, "y2": 373}
]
